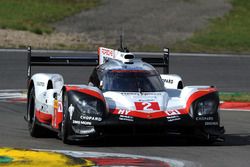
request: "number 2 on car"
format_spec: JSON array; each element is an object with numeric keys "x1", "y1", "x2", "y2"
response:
[{"x1": 134, "y1": 102, "x2": 160, "y2": 111}]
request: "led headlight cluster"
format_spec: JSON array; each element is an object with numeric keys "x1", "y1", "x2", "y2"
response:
[
  {"x1": 190, "y1": 92, "x2": 220, "y2": 117},
  {"x1": 76, "y1": 99, "x2": 102, "y2": 116},
  {"x1": 71, "y1": 92, "x2": 104, "y2": 116},
  {"x1": 197, "y1": 100, "x2": 216, "y2": 116}
]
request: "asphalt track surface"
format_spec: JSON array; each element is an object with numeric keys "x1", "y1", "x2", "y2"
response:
[{"x1": 0, "y1": 49, "x2": 250, "y2": 167}]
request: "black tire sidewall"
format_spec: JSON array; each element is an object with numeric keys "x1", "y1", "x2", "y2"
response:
[
  {"x1": 27, "y1": 87, "x2": 38, "y2": 137},
  {"x1": 61, "y1": 91, "x2": 73, "y2": 144}
]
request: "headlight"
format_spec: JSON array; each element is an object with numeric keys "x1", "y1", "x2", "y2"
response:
[
  {"x1": 70, "y1": 92, "x2": 104, "y2": 117},
  {"x1": 197, "y1": 100, "x2": 216, "y2": 116},
  {"x1": 76, "y1": 99, "x2": 102, "y2": 116}
]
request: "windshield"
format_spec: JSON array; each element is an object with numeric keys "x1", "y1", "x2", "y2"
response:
[{"x1": 102, "y1": 70, "x2": 165, "y2": 92}]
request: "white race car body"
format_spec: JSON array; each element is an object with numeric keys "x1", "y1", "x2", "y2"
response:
[{"x1": 26, "y1": 46, "x2": 224, "y2": 144}]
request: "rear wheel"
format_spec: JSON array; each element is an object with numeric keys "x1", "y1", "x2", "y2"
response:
[
  {"x1": 61, "y1": 91, "x2": 73, "y2": 144},
  {"x1": 27, "y1": 87, "x2": 46, "y2": 137}
]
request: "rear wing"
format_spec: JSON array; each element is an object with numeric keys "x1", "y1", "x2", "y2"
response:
[
  {"x1": 27, "y1": 46, "x2": 169, "y2": 80},
  {"x1": 27, "y1": 46, "x2": 98, "y2": 81}
]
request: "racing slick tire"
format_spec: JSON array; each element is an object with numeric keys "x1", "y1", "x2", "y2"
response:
[
  {"x1": 60, "y1": 91, "x2": 73, "y2": 144},
  {"x1": 27, "y1": 87, "x2": 47, "y2": 137}
]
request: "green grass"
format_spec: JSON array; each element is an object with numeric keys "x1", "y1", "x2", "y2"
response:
[
  {"x1": 173, "y1": 0, "x2": 250, "y2": 53},
  {"x1": 0, "y1": 0, "x2": 100, "y2": 34},
  {"x1": 220, "y1": 92, "x2": 250, "y2": 102}
]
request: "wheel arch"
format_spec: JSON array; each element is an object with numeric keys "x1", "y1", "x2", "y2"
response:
[
  {"x1": 160, "y1": 74, "x2": 183, "y2": 89},
  {"x1": 47, "y1": 80, "x2": 53, "y2": 89},
  {"x1": 177, "y1": 81, "x2": 184, "y2": 89}
]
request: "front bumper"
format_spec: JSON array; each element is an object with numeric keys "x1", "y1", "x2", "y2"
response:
[{"x1": 69, "y1": 114, "x2": 225, "y2": 141}]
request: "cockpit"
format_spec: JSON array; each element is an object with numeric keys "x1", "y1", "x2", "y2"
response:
[{"x1": 102, "y1": 70, "x2": 165, "y2": 92}]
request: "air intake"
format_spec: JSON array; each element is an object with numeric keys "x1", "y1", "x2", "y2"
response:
[{"x1": 124, "y1": 54, "x2": 134, "y2": 59}]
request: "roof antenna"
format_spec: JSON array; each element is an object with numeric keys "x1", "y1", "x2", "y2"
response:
[
  {"x1": 119, "y1": 34, "x2": 123, "y2": 52},
  {"x1": 118, "y1": 29, "x2": 129, "y2": 53}
]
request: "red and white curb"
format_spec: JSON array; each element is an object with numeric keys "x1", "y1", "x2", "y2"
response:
[
  {"x1": 220, "y1": 101, "x2": 250, "y2": 111},
  {"x1": 41, "y1": 149, "x2": 198, "y2": 167},
  {"x1": 0, "y1": 89, "x2": 26, "y2": 103},
  {"x1": 0, "y1": 147, "x2": 198, "y2": 167}
]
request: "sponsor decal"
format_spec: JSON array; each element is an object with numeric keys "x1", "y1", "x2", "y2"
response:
[
  {"x1": 205, "y1": 122, "x2": 219, "y2": 126},
  {"x1": 80, "y1": 115, "x2": 102, "y2": 121},
  {"x1": 135, "y1": 102, "x2": 160, "y2": 111},
  {"x1": 101, "y1": 48, "x2": 114, "y2": 57},
  {"x1": 36, "y1": 82, "x2": 45, "y2": 87},
  {"x1": 72, "y1": 126, "x2": 96, "y2": 135},
  {"x1": 112, "y1": 108, "x2": 186, "y2": 119},
  {"x1": 141, "y1": 92, "x2": 162, "y2": 96},
  {"x1": 138, "y1": 99, "x2": 155, "y2": 102},
  {"x1": 167, "y1": 115, "x2": 181, "y2": 122},
  {"x1": 68, "y1": 104, "x2": 75, "y2": 120},
  {"x1": 196, "y1": 117, "x2": 214, "y2": 121},
  {"x1": 132, "y1": 96, "x2": 158, "y2": 100},
  {"x1": 121, "y1": 92, "x2": 140, "y2": 96},
  {"x1": 118, "y1": 109, "x2": 131, "y2": 115},
  {"x1": 162, "y1": 79, "x2": 173, "y2": 84},
  {"x1": 79, "y1": 128, "x2": 95, "y2": 135},
  {"x1": 73, "y1": 120, "x2": 80, "y2": 124},
  {"x1": 165, "y1": 110, "x2": 181, "y2": 116},
  {"x1": 73, "y1": 120, "x2": 92, "y2": 125},
  {"x1": 119, "y1": 115, "x2": 134, "y2": 122},
  {"x1": 121, "y1": 92, "x2": 162, "y2": 96}
]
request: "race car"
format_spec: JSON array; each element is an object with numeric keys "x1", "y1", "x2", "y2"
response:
[{"x1": 25, "y1": 46, "x2": 225, "y2": 144}]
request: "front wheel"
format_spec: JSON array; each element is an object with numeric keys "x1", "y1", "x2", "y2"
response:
[{"x1": 61, "y1": 91, "x2": 73, "y2": 144}]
